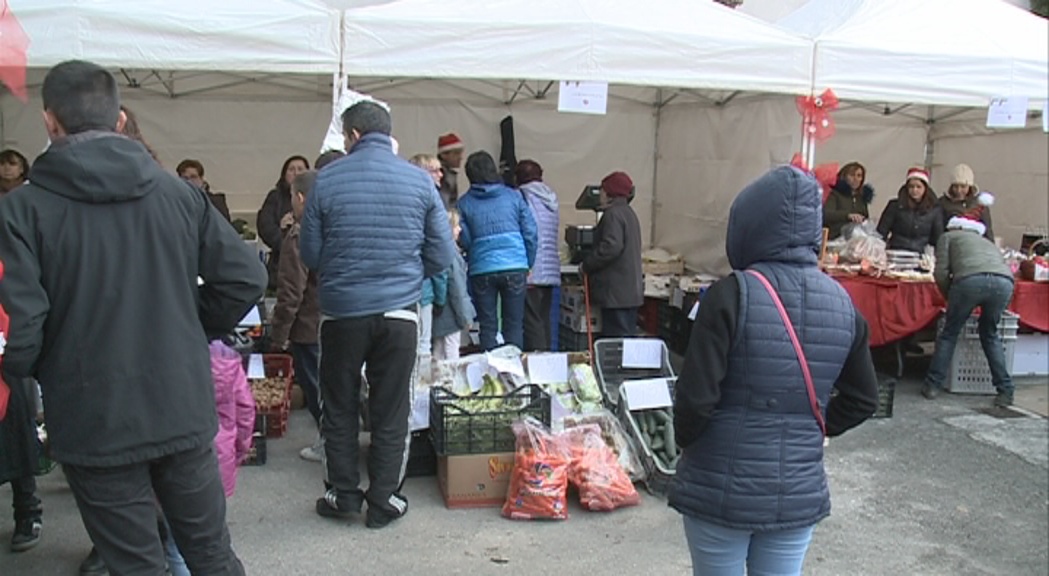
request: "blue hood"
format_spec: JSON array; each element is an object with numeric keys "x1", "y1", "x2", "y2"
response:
[{"x1": 726, "y1": 166, "x2": 822, "y2": 270}]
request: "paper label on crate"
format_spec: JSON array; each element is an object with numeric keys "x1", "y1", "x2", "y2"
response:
[
  {"x1": 465, "y1": 361, "x2": 487, "y2": 393},
  {"x1": 622, "y1": 339, "x2": 663, "y2": 369},
  {"x1": 247, "y1": 354, "x2": 266, "y2": 379},
  {"x1": 527, "y1": 353, "x2": 569, "y2": 385},
  {"x1": 688, "y1": 301, "x2": 700, "y2": 321},
  {"x1": 486, "y1": 354, "x2": 526, "y2": 379},
  {"x1": 622, "y1": 378, "x2": 672, "y2": 410},
  {"x1": 238, "y1": 305, "x2": 261, "y2": 327}
]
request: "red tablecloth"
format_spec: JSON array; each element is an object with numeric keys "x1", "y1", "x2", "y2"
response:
[
  {"x1": 1010, "y1": 280, "x2": 1049, "y2": 333},
  {"x1": 834, "y1": 276, "x2": 945, "y2": 347}
]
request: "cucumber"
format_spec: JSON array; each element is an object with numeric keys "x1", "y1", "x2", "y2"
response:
[
  {"x1": 664, "y1": 425, "x2": 677, "y2": 459},
  {"x1": 653, "y1": 410, "x2": 671, "y2": 424},
  {"x1": 645, "y1": 412, "x2": 659, "y2": 432},
  {"x1": 650, "y1": 435, "x2": 665, "y2": 451},
  {"x1": 669, "y1": 454, "x2": 681, "y2": 469}
]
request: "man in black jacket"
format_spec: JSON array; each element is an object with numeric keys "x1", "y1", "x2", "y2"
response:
[
  {"x1": 0, "y1": 60, "x2": 265, "y2": 575},
  {"x1": 581, "y1": 171, "x2": 644, "y2": 337}
]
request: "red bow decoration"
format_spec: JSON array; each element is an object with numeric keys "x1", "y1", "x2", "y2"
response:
[
  {"x1": 796, "y1": 89, "x2": 839, "y2": 142},
  {"x1": 0, "y1": 0, "x2": 29, "y2": 102},
  {"x1": 791, "y1": 153, "x2": 840, "y2": 203}
]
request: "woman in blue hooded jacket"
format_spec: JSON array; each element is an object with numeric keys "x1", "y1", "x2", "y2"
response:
[
  {"x1": 516, "y1": 160, "x2": 560, "y2": 351},
  {"x1": 457, "y1": 152, "x2": 537, "y2": 350},
  {"x1": 670, "y1": 166, "x2": 879, "y2": 576}
]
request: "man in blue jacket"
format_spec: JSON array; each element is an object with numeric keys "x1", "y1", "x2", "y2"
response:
[{"x1": 301, "y1": 101, "x2": 454, "y2": 529}]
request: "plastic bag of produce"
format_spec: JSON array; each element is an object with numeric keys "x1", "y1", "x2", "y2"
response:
[
  {"x1": 564, "y1": 410, "x2": 644, "y2": 481},
  {"x1": 840, "y1": 233, "x2": 887, "y2": 268},
  {"x1": 502, "y1": 417, "x2": 571, "y2": 521},
  {"x1": 569, "y1": 363, "x2": 602, "y2": 403},
  {"x1": 564, "y1": 425, "x2": 639, "y2": 511}
]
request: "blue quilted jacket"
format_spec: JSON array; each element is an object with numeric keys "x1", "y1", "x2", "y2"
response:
[
  {"x1": 668, "y1": 167, "x2": 856, "y2": 531},
  {"x1": 300, "y1": 133, "x2": 455, "y2": 318},
  {"x1": 457, "y1": 182, "x2": 538, "y2": 277}
]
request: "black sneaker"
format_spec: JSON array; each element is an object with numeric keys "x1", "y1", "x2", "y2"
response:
[
  {"x1": 366, "y1": 493, "x2": 408, "y2": 529},
  {"x1": 315, "y1": 489, "x2": 361, "y2": 521},
  {"x1": 10, "y1": 518, "x2": 41, "y2": 552},
  {"x1": 79, "y1": 547, "x2": 108, "y2": 575},
  {"x1": 994, "y1": 391, "x2": 1014, "y2": 408},
  {"x1": 921, "y1": 383, "x2": 940, "y2": 400}
]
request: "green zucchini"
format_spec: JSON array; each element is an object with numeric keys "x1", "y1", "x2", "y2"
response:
[{"x1": 664, "y1": 425, "x2": 677, "y2": 459}]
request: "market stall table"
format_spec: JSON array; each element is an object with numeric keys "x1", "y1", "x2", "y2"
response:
[
  {"x1": 833, "y1": 275, "x2": 945, "y2": 377},
  {"x1": 1009, "y1": 280, "x2": 1049, "y2": 333}
]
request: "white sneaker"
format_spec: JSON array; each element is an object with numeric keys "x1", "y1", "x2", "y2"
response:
[{"x1": 299, "y1": 436, "x2": 323, "y2": 462}]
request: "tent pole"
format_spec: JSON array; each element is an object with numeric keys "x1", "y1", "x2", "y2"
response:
[
  {"x1": 650, "y1": 89, "x2": 664, "y2": 248},
  {"x1": 924, "y1": 105, "x2": 936, "y2": 174}
]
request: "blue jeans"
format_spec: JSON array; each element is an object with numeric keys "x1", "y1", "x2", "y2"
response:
[
  {"x1": 160, "y1": 514, "x2": 191, "y2": 576},
  {"x1": 470, "y1": 271, "x2": 527, "y2": 350},
  {"x1": 924, "y1": 274, "x2": 1015, "y2": 393},
  {"x1": 291, "y1": 342, "x2": 322, "y2": 427},
  {"x1": 683, "y1": 516, "x2": 815, "y2": 576}
]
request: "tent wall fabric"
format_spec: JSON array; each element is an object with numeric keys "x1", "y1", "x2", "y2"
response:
[
  {"x1": 340, "y1": 0, "x2": 813, "y2": 95},
  {"x1": 778, "y1": 0, "x2": 1049, "y2": 107},
  {"x1": 10, "y1": 0, "x2": 341, "y2": 73}
]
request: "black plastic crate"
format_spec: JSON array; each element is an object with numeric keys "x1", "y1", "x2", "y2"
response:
[
  {"x1": 405, "y1": 430, "x2": 437, "y2": 478},
  {"x1": 558, "y1": 324, "x2": 595, "y2": 352},
  {"x1": 429, "y1": 384, "x2": 551, "y2": 456},
  {"x1": 243, "y1": 432, "x2": 267, "y2": 466}
]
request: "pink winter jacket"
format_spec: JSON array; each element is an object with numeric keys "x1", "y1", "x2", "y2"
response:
[{"x1": 210, "y1": 341, "x2": 255, "y2": 498}]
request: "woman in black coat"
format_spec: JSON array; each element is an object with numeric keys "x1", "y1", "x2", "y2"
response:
[
  {"x1": 876, "y1": 166, "x2": 943, "y2": 253},
  {"x1": 257, "y1": 155, "x2": 310, "y2": 289}
]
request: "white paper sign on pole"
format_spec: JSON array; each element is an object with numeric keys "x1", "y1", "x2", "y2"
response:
[
  {"x1": 622, "y1": 378, "x2": 673, "y2": 411},
  {"x1": 986, "y1": 97, "x2": 1029, "y2": 128},
  {"x1": 622, "y1": 339, "x2": 663, "y2": 369},
  {"x1": 558, "y1": 81, "x2": 609, "y2": 115},
  {"x1": 527, "y1": 353, "x2": 569, "y2": 384}
]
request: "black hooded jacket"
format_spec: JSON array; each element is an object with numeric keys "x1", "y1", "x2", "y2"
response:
[{"x1": 0, "y1": 132, "x2": 267, "y2": 466}]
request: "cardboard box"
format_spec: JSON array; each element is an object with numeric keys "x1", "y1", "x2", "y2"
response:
[{"x1": 437, "y1": 452, "x2": 515, "y2": 509}]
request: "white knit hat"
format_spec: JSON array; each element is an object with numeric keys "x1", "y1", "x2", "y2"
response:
[
  {"x1": 947, "y1": 216, "x2": 987, "y2": 236},
  {"x1": 951, "y1": 163, "x2": 976, "y2": 187}
]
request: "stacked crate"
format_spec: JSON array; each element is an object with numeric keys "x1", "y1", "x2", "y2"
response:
[{"x1": 558, "y1": 285, "x2": 601, "y2": 351}]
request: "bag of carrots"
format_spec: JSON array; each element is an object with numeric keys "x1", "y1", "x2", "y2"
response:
[
  {"x1": 564, "y1": 424, "x2": 640, "y2": 511},
  {"x1": 502, "y1": 417, "x2": 571, "y2": 521}
]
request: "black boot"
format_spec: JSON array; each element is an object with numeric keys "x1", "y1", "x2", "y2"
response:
[
  {"x1": 79, "y1": 547, "x2": 108, "y2": 576},
  {"x1": 994, "y1": 390, "x2": 1014, "y2": 408},
  {"x1": 10, "y1": 516, "x2": 41, "y2": 552}
]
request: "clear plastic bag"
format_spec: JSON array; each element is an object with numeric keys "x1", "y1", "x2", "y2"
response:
[
  {"x1": 569, "y1": 363, "x2": 602, "y2": 403},
  {"x1": 564, "y1": 410, "x2": 644, "y2": 482},
  {"x1": 502, "y1": 417, "x2": 571, "y2": 521},
  {"x1": 563, "y1": 425, "x2": 640, "y2": 511},
  {"x1": 840, "y1": 234, "x2": 887, "y2": 268}
]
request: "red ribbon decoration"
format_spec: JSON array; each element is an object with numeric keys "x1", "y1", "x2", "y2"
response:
[
  {"x1": 0, "y1": 0, "x2": 29, "y2": 102},
  {"x1": 796, "y1": 88, "x2": 839, "y2": 142},
  {"x1": 791, "y1": 153, "x2": 840, "y2": 203}
]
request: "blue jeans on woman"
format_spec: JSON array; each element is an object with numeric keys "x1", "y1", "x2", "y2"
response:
[
  {"x1": 683, "y1": 516, "x2": 815, "y2": 576},
  {"x1": 470, "y1": 271, "x2": 527, "y2": 350},
  {"x1": 924, "y1": 273, "x2": 1015, "y2": 395}
]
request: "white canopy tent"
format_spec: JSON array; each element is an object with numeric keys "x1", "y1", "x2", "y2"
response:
[{"x1": 1, "y1": 0, "x2": 1045, "y2": 275}]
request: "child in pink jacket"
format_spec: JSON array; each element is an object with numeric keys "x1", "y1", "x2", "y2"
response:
[{"x1": 209, "y1": 340, "x2": 256, "y2": 497}]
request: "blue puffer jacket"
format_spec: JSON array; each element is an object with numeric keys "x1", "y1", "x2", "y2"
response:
[
  {"x1": 668, "y1": 167, "x2": 856, "y2": 531},
  {"x1": 300, "y1": 133, "x2": 455, "y2": 319},
  {"x1": 458, "y1": 182, "x2": 538, "y2": 277},
  {"x1": 520, "y1": 181, "x2": 561, "y2": 286}
]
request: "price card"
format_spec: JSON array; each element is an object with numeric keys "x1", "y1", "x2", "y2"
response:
[
  {"x1": 465, "y1": 362, "x2": 487, "y2": 393},
  {"x1": 486, "y1": 354, "x2": 526, "y2": 379},
  {"x1": 986, "y1": 97, "x2": 1028, "y2": 128},
  {"x1": 558, "y1": 81, "x2": 609, "y2": 115},
  {"x1": 621, "y1": 338, "x2": 663, "y2": 369},
  {"x1": 622, "y1": 378, "x2": 673, "y2": 411},
  {"x1": 527, "y1": 353, "x2": 569, "y2": 385},
  {"x1": 247, "y1": 354, "x2": 266, "y2": 379},
  {"x1": 238, "y1": 305, "x2": 261, "y2": 327}
]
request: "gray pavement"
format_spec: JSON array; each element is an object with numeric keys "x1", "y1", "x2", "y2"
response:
[{"x1": 2, "y1": 377, "x2": 1047, "y2": 576}]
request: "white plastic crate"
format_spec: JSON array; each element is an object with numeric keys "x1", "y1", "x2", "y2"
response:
[{"x1": 940, "y1": 311, "x2": 1019, "y2": 395}]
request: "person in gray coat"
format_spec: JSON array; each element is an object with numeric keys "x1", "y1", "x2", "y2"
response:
[
  {"x1": 921, "y1": 198, "x2": 1014, "y2": 407},
  {"x1": 517, "y1": 160, "x2": 560, "y2": 351},
  {"x1": 670, "y1": 166, "x2": 878, "y2": 576}
]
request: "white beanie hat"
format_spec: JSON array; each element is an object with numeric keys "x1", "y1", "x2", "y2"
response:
[{"x1": 951, "y1": 163, "x2": 976, "y2": 187}]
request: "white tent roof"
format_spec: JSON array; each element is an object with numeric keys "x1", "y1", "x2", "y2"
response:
[
  {"x1": 340, "y1": 0, "x2": 813, "y2": 95},
  {"x1": 779, "y1": 0, "x2": 1049, "y2": 107},
  {"x1": 12, "y1": 0, "x2": 341, "y2": 73}
]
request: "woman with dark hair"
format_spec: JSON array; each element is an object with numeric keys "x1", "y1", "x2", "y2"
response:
[
  {"x1": 257, "y1": 155, "x2": 310, "y2": 289},
  {"x1": 823, "y1": 162, "x2": 874, "y2": 239},
  {"x1": 876, "y1": 166, "x2": 944, "y2": 253},
  {"x1": 177, "y1": 159, "x2": 231, "y2": 223},
  {"x1": 457, "y1": 151, "x2": 537, "y2": 350},
  {"x1": 0, "y1": 149, "x2": 29, "y2": 195}
]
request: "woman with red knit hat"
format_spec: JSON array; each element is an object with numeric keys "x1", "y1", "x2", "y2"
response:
[
  {"x1": 580, "y1": 171, "x2": 644, "y2": 337},
  {"x1": 876, "y1": 166, "x2": 944, "y2": 254},
  {"x1": 437, "y1": 133, "x2": 465, "y2": 208}
]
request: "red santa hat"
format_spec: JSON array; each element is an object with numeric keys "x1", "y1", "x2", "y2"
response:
[
  {"x1": 947, "y1": 192, "x2": 994, "y2": 235},
  {"x1": 904, "y1": 166, "x2": 930, "y2": 186},
  {"x1": 437, "y1": 133, "x2": 464, "y2": 154}
]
